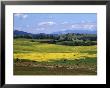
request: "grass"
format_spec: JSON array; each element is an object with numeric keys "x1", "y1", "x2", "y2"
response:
[
  {"x1": 14, "y1": 38, "x2": 97, "y2": 75},
  {"x1": 14, "y1": 39, "x2": 97, "y2": 53}
]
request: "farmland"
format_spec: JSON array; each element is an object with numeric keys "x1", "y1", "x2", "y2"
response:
[{"x1": 14, "y1": 38, "x2": 97, "y2": 75}]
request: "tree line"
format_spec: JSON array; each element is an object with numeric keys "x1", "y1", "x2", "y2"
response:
[{"x1": 14, "y1": 33, "x2": 97, "y2": 46}]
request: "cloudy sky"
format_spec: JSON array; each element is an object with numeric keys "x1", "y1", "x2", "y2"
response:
[{"x1": 14, "y1": 13, "x2": 97, "y2": 34}]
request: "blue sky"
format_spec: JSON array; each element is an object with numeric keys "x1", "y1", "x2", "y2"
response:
[{"x1": 14, "y1": 13, "x2": 97, "y2": 34}]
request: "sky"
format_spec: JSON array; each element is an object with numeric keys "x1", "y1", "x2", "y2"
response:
[{"x1": 14, "y1": 13, "x2": 97, "y2": 34}]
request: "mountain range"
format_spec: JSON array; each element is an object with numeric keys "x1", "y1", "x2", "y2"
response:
[
  {"x1": 53, "y1": 29, "x2": 96, "y2": 34},
  {"x1": 14, "y1": 30, "x2": 32, "y2": 35},
  {"x1": 14, "y1": 29, "x2": 97, "y2": 35}
]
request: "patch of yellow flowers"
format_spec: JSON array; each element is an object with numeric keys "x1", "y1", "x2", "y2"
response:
[{"x1": 14, "y1": 53, "x2": 96, "y2": 62}]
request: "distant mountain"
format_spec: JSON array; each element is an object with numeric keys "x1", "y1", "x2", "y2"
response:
[
  {"x1": 14, "y1": 29, "x2": 97, "y2": 36},
  {"x1": 14, "y1": 30, "x2": 32, "y2": 35},
  {"x1": 52, "y1": 30, "x2": 97, "y2": 34},
  {"x1": 14, "y1": 30, "x2": 57, "y2": 36}
]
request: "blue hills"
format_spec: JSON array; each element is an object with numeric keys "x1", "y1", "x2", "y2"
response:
[
  {"x1": 52, "y1": 29, "x2": 97, "y2": 34},
  {"x1": 14, "y1": 29, "x2": 97, "y2": 35}
]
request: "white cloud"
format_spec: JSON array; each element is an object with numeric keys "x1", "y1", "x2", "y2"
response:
[
  {"x1": 26, "y1": 25, "x2": 30, "y2": 28},
  {"x1": 36, "y1": 28, "x2": 45, "y2": 30},
  {"x1": 48, "y1": 16, "x2": 53, "y2": 19},
  {"x1": 81, "y1": 20, "x2": 86, "y2": 23},
  {"x1": 14, "y1": 27, "x2": 22, "y2": 30},
  {"x1": 38, "y1": 21, "x2": 56, "y2": 26},
  {"x1": 22, "y1": 15, "x2": 28, "y2": 19},
  {"x1": 61, "y1": 21, "x2": 69, "y2": 24},
  {"x1": 60, "y1": 21, "x2": 96, "y2": 30},
  {"x1": 60, "y1": 29, "x2": 67, "y2": 31},
  {"x1": 65, "y1": 22, "x2": 96, "y2": 30},
  {"x1": 14, "y1": 13, "x2": 28, "y2": 19}
]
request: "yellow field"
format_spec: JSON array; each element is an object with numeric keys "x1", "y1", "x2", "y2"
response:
[
  {"x1": 14, "y1": 39, "x2": 97, "y2": 62},
  {"x1": 14, "y1": 52, "x2": 96, "y2": 62}
]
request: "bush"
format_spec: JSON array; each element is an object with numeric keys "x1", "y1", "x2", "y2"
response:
[
  {"x1": 30, "y1": 40, "x2": 35, "y2": 42},
  {"x1": 56, "y1": 40, "x2": 97, "y2": 46}
]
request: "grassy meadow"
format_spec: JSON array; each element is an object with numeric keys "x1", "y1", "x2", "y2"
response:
[{"x1": 14, "y1": 38, "x2": 97, "y2": 75}]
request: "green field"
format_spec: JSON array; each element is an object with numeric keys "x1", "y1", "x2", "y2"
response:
[{"x1": 14, "y1": 38, "x2": 97, "y2": 75}]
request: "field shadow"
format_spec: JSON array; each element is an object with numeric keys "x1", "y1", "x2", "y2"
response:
[{"x1": 14, "y1": 57, "x2": 97, "y2": 75}]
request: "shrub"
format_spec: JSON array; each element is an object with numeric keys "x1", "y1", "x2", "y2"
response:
[{"x1": 30, "y1": 40, "x2": 35, "y2": 42}]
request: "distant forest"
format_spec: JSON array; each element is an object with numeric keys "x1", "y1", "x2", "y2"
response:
[{"x1": 14, "y1": 30, "x2": 97, "y2": 46}]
